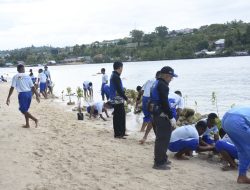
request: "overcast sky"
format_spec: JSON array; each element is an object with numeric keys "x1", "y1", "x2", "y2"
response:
[{"x1": 0, "y1": 0, "x2": 250, "y2": 50}]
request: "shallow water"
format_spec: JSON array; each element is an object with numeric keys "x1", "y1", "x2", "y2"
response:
[{"x1": 1, "y1": 56, "x2": 250, "y2": 131}]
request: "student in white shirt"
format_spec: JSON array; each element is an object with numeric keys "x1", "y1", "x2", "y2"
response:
[
  {"x1": 200, "y1": 113, "x2": 219, "y2": 146},
  {"x1": 135, "y1": 71, "x2": 161, "y2": 144},
  {"x1": 44, "y1": 65, "x2": 51, "y2": 80},
  {"x1": 168, "y1": 120, "x2": 213, "y2": 160},
  {"x1": 6, "y1": 64, "x2": 40, "y2": 128},
  {"x1": 87, "y1": 101, "x2": 112, "y2": 121},
  {"x1": 83, "y1": 81, "x2": 93, "y2": 98},
  {"x1": 215, "y1": 134, "x2": 238, "y2": 171},
  {"x1": 38, "y1": 69, "x2": 47, "y2": 99},
  {"x1": 101, "y1": 68, "x2": 109, "y2": 101}
]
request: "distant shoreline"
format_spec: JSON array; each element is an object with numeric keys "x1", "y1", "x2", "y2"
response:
[{"x1": 1, "y1": 54, "x2": 250, "y2": 69}]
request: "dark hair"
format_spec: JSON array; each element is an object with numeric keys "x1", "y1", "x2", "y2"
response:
[
  {"x1": 175, "y1": 90, "x2": 182, "y2": 97},
  {"x1": 113, "y1": 61, "x2": 123, "y2": 70},
  {"x1": 89, "y1": 82, "x2": 93, "y2": 86},
  {"x1": 17, "y1": 64, "x2": 24, "y2": 72},
  {"x1": 136, "y1": 85, "x2": 142, "y2": 92},
  {"x1": 208, "y1": 113, "x2": 218, "y2": 120},
  {"x1": 29, "y1": 69, "x2": 33, "y2": 72},
  {"x1": 195, "y1": 120, "x2": 207, "y2": 131},
  {"x1": 101, "y1": 68, "x2": 105, "y2": 73},
  {"x1": 156, "y1": 71, "x2": 161, "y2": 78},
  {"x1": 38, "y1": 68, "x2": 43, "y2": 73}
]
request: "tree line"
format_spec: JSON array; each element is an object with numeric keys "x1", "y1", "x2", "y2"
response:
[{"x1": 1, "y1": 20, "x2": 250, "y2": 66}]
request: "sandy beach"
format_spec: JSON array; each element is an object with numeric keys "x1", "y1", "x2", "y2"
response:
[{"x1": 0, "y1": 82, "x2": 249, "y2": 190}]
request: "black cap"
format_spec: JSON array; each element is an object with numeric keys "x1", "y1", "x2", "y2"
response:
[{"x1": 160, "y1": 66, "x2": 178, "y2": 77}]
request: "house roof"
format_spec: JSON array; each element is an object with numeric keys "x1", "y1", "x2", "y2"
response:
[{"x1": 215, "y1": 39, "x2": 225, "y2": 45}]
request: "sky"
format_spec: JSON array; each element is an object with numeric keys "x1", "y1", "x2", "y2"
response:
[{"x1": 0, "y1": 0, "x2": 250, "y2": 50}]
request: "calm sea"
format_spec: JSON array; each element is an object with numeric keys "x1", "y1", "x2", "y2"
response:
[{"x1": 1, "y1": 56, "x2": 250, "y2": 130}]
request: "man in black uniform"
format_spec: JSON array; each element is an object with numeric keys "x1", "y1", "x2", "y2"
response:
[
  {"x1": 150, "y1": 66, "x2": 178, "y2": 170},
  {"x1": 110, "y1": 61, "x2": 130, "y2": 139}
]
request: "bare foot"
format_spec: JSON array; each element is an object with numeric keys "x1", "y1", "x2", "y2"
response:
[
  {"x1": 174, "y1": 154, "x2": 189, "y2": 160},
  {"x1": 34, "y1": 119, "x2": 38, "y2": 128},
  {"x1": 237, "y1": 176, "x2": 250, "y2": 184},
  {"x1": 139, "y1": 138, "x2": 146, "y2": 144},
  {"x1": 221, "y1": 165, "x2": 237, "y2": 171},
  {"x1": 22, "y1": 125, "x2": 30, "y2": 128}
]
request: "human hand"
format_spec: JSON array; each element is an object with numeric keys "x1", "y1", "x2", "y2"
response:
[{"x1": 170, "y1": 118, "x2": 177, "y2": 128}]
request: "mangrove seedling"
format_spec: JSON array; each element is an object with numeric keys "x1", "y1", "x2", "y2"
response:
[{"x1": 211, "y1": 91, "x2": 219, "y2": 117}]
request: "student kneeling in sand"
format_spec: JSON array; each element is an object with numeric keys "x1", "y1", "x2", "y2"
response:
[
  {"x1": 199, "y1": 113, "x2": 219, "y2": 150},
  {"x1": 215, "y1": 133, "x2": 238, "y2": 171},
  {"x1": 6, "y1": 64, "x2": 40, "y2": 128},
  {"x1": 87, "y1": 101, "x2": 112, "y2": 121},
  {"x1": 168, "y1": 120, "x2": 214, "y2": 160}
]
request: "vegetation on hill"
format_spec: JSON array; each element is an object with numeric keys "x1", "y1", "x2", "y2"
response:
[{"x1": 1, "y1": 20, "x2": 250, "y2": 66}]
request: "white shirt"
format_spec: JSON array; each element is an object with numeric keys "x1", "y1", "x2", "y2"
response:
[
  {"x1": 93, "y1": 102, "x2": 104, "y2": 114},
  {"x1": 102, "y1": 74, "x2": 108, "y2": 84},
  {"x1": 38, "y1": 73, "x2": 47, "y2": 83},
  {"x1": 11, "y1": 73, "x2": 34, "y2": 93},
  {"x1": 202, "y1": 119, "x2": 219, "y2": 136},
  {"x1": 83, "y1": 81, "x2": 90, "y2": 89},
  {"x1": 168, "y1": 92, "x2": 184, "y2": 109},
  {"x1": 170, "y1": 124, "x2": 199, "y2": 143},
  {"x1": 142, "y1": 79, "x2": 155, "y2": 97},
  {"x1": 44, "y1": 70, "x2": 51, "y2": 79}
]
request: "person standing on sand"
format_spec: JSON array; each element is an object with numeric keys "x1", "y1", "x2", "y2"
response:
[
  {"x1": 110, "y1": 61, "x2": 130, "y2": 139},
  {"x1": 139, "y1": 90, "x2": 184, "y2": 145},
  {"x1": 222, "y1": 106, "x2": 250, "y2": 184},
  {"x1": 38, "y1": 69, "x2": 48, "y2": 99},
  {"x1": 6, "y1": 64, "x2": 40, "y2": 128},
  {"x1": 101, "y1": 68, "x2": 109, "y2": 101},
  {"x1": 150, "y1": 66, "x2": 177, "y2": 170}
]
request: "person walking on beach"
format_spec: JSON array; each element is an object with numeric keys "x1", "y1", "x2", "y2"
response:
[
  {"x1": 101, "y1": 68, "x2": 109, "y2": 101},
  {"x1": 135, "y1": 71, "x2": 161, "y2": 132},
  {"x1": 6, "y1": 64, "x2": 40, "y2": 128},
  {"x1": 38, "y1": 69, "x2": 48, "y2": 99},
  {"x1": 44, "y1": 65, "x2": 51, "y2": 81},
  {"x1": 222, "y1": 106, "x2": 250, "y2": 184},
  {"x1": 150, "y1": 66, "x2": 178, "y2": 170},
  {"x1": 29, "y1": 69, "x2": 36, "y2": 84},
  {"x1": 110, "y1": 61, "x2": 130, "y2": 139}
]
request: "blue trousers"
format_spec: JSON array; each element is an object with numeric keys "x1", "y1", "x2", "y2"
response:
[{"x1": 222, "y1": 111, "x2": 250, "y2": 176}]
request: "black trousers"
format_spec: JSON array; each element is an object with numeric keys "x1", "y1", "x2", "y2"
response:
[
  {"x1": 113, "y1": 103, "x2": 126, "y2": 137},
  {"x1": 153, "y1": 115, "x2": 172, "y2": 165}
]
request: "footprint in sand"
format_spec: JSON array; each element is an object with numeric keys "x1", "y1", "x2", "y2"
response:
[{"x1": 33, "y1": 151, "x2": 43, "y2": 157}]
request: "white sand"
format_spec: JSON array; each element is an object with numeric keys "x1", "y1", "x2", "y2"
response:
[{"x1": 0, "y1": 83, "x2": 249, "y2": 190}]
